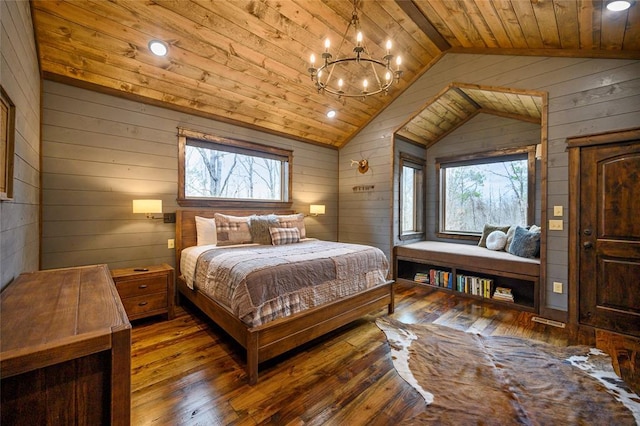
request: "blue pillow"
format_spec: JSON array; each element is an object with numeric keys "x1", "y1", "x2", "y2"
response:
[{"x1": 508, "y1": 226, "x2": 540, "y2": 258}]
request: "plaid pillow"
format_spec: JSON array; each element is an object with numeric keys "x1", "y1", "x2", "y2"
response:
[
  {"x1": 213, "y1": 213, "x2": 252, "y2": 246},
  {"x1": 269, "y1": 227, "x2": 300, "y2": 245},
  {"x1": 275, "y1": 213, "x2": 306, "y2": 239}
]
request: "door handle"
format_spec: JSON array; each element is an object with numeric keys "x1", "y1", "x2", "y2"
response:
[
  {"x1": 583, "y1": 228, "x2": 592, "y2": 236},
  {"x1": 583, "y1": 241, "x2": 593, "y2": 249}
]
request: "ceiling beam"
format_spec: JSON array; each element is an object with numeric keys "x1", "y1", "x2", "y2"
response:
[{"x1": 394, "y1": 0, "x2": 451, "y2": 52}]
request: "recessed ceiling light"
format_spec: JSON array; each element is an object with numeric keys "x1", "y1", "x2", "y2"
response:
[
  {"x1": 149, "y1": 40, "x2": 168, "y2": 57},
  {"x1": 327, "y1": 110, "x2": 336, "y2": 118},
  {"x1": 606, "y1": 0, "x2": 633, "y2": 11}
]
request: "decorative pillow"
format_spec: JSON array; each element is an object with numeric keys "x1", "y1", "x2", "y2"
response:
[
  {"x1": 508, "y1": 226, "x2": 541, "y2": 258},
  {"x1": 275, "y1": 213, "x2": 306, "y2": 239},
  {"x1": 250, "y1": 214, "x2": 278, "y2": 245},
  {"x1": 485, "y1": 230, "x2": 507, "y2": 251},
  {"x1": 269, "y1": 227, "x2": 301, "y2": 245},
  {"x1": 195, "y1": 216, "x2": 217, "y2": 246},
  {"x1": 478, "y1": 224, "x2": 510, "y2": 248},
  {"x1": 213, "y1": 213, "x2": 252, "y2": 246},
  {"x1": 505, "y1": 225, "x2": 517, "y2": 251}
]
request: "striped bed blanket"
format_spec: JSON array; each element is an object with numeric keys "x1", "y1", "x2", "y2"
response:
[{"x1": 192, "y1": 240, "x2": 389, "y2": 327}]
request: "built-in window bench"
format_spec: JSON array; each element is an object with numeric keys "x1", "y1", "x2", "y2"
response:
[{"x1": 394, "y1": 241, "x2": 540, "y2": 313}]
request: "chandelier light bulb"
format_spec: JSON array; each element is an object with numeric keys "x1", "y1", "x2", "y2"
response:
[
  {"x1": 363, "y1": 79, "x2": 368, "y2": 90},
  {"x1": 356, "y1": 32, "x2": 363, "y2": 45},
  {"x1": 310, "y1": 53, "x2": 316, "y2": 65},
  {"x1": 325, "y1": 38, "x2": 331, "y2": 50},
  {"x1": 338, "y1": 79, "x2": 344, "y2": 88},
  {"x1": 396, "y1": 56, "x2": 402, "y2": 70},
  {"x1": 386, "y1": 40, "x2": 392, "y2": 53},
  {"x1": 385, "y1": 71, "x2": 391, "y2": 81}
]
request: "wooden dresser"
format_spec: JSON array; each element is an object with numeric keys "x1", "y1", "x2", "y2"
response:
[
  {"x1": 0, "y1": 264, "x2": 131, "y2": 426},
  {"x1": 110, "y1": 264, "x2": 175, "y2": 321}
]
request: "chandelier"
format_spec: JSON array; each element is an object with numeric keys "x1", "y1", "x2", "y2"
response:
[{"x1": 307, "y1": 0, "x2": 403, "y2": 99}]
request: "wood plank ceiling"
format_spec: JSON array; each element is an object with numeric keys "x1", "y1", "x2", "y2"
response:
[
  {"x1": 31, "y1": 1, "x2": 640, "y2": 148},
  {"x1": 396, "y1": 83, "x2": 544, "y2": 147}
]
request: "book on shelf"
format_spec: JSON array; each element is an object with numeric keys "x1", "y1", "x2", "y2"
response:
[
  {"x1": 414, "y1": 272, "x2": 430, "y2": 284},
  {"x1": 492, "y1": 286, "x2": 514, "y2": 302},
  {"x1": 456, "y1": 274, "x2": 493, "y2": 299}
]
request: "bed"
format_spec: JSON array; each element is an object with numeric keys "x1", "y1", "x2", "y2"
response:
[{"x1": 175, "y1": 208, "x2": 395, "y2": 384}]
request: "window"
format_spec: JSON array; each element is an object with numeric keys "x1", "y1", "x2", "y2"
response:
[
  {"x1": 437, "y1": 147, "x2": 535, "y2": 238},
  {"x1": 178, "y1": 128, "x2": 292, "y2": 207},
  {"x1": 399, "y1": 153, "x2": 425, "y2": 240}
]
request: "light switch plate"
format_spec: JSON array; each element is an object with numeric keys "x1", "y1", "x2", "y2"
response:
[
  {"x1": 549, "y1": 220, "x2": 563, "y2": 230},
  {"x1": 553, "y1": 282, "x2": 563, "y2": 294},
  {"x1": 168, "y1": 239, "x2": 175, "y2": 249},
  {"x1": 553, "y1": 205, "x2": 563, "y2": 216}
]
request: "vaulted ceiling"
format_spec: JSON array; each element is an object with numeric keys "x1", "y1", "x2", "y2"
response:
[
  {"x1": 31, "y1": 1, "x2": 639, "y2": 148},
  {"x1": 396, "y1": 83, "x2": 544, "y2": 147}
]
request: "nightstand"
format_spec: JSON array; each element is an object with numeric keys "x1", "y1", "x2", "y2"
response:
[{"x1": 110, "y1": 263, "x2": 175, "y2": 321}]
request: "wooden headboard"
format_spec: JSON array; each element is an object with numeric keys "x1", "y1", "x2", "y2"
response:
[{"x1": 175, "y1": 208, "x2": 294, "y2": 277}]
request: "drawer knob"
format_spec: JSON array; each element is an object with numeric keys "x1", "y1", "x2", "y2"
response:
[
  {"x1": 138, "y1": 284, "x2": 148, "y2": 289},
  {"x1": 138, "y1": 301, "x2": 148, "y2": 306}
]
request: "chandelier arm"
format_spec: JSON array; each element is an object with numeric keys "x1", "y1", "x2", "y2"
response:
[{"x1": 307, "y1": 0, "x2": 401, "y2": 99}]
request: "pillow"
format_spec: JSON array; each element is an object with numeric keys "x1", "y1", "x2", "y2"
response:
[
  {"x1": 478, "y1": 224, "x2": 511, "y2": 248},
  {"x1": 195, "y1": 216, "x2": 217, "y2": 246},
  {"x1": 275, "y1": 213, "x2": 306, "y2": 239},
  {"x1": 508, "y1": 226, "x2": 540, "y2": 258},
  {"x1": 269, "y1": 227, "x2": 300, "y2": 245},
  {"x1": 213, "y1": 213, "x2": 253, "y2": 246},
  {"x1": 250, "y1": 214, "x2": 278, "y2": 245},
  {"x1": 505, "y1": 225, "x2": 517, "y2": 251},
  {"x1": 485, "y1": 230, "x2": 507, "y2": 251}
]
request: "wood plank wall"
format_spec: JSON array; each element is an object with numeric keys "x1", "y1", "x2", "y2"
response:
[
  {"x1": 339, "y1": 53, "x2": 640, "y2": 313},
  {"x1": 41, "y1": 82, "x2": 338, "y2": 271},
  {"x1": 0, "y1": 1, "x2": 41, "y2": 290}
]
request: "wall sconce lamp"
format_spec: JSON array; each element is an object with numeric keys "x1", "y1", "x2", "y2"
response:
[
  {"x1": 133, "y1": 199, "x2": 163, "y2": 219},
  {"x1": 309, "y1": 204, "x2": 326, "y2": 216}
]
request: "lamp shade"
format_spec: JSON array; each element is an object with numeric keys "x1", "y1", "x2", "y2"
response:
[
  {"x1": 133, "y1": 199, "x2": 163, "y2": 214},
  {"x1": 310, "y1": 204, "x2": 325, "y2": 215}
]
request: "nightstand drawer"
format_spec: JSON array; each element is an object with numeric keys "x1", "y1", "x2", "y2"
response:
[
  {"x1": 121, "y1": 293, "x2": 168, "y2": 317},
  {"x1": 116, "y1": 276, "x2": 167, "y2": 298},
  {"x1": 110, "y1": 263, "x2": 175, "y2": 321}
]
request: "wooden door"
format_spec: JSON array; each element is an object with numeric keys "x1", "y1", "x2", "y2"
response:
[{"x1": 578, "y1": 138, "x2": 640, "y2": 337}]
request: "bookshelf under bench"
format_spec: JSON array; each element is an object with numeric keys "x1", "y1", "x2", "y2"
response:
[{"x1": 394, "y1": 241, "x2": 540, "y2": 313}]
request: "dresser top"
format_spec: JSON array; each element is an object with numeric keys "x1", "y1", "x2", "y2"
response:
[{"x1": 0, "y1": 264, "x2": 130, "y2": 377}]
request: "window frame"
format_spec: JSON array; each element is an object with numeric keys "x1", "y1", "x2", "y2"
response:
[
  {"x1": 177, "y1": 127, "x2": 293, "y2": 209},
  {"x1": 435, "y1": 146, "x2": 536, "y2": 241},
  {"x1": 399, "y1": 152, "x2": 426, "y2": 241}
]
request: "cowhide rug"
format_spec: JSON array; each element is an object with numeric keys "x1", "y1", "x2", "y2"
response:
[{"x1": 376, "y1": 317, "x2": 640, "y2": 425}]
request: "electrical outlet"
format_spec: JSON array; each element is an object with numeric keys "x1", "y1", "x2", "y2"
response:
[
  {"x1": 553, "y1": 282, "x2": 563, "y2": 294},
  {"x1": 549, "y1": 220, "x2": 563, "y2": 230},
  {"x1": 553, "y1": 205, "x2": 563, "y2": 216},
  {"x1": 168, "y1": 239, "x2": 175, "y2": 249}
]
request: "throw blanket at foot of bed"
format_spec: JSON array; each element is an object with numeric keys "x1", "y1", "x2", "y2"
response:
[{"x1": 376, "y1": 318, "x2": 640, "y2": 425}]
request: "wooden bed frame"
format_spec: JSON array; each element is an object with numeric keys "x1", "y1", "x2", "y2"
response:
[{"x1": 175, "y1": 208, "x2": 395, "y2": 384}]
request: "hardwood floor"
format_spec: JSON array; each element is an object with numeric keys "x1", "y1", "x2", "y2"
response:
[{"x1": 129, "y1": 284, "x2": 573, "y2": 425}]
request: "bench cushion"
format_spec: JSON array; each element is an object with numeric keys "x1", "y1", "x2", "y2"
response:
[{"x1": 395, "y1": 241, "x2": 540, "y2": 278}]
